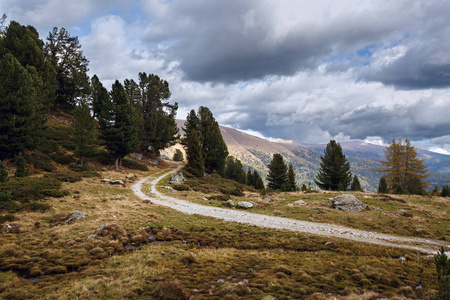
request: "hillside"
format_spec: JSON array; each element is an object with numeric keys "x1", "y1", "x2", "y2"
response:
[{"x1": 164, "y1": 120, "x2": 450, "y2": 192}]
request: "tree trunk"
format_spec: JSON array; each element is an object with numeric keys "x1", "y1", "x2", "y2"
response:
[
  {"x1": 80, "y1": 156, "x2": 84, "y2": 167},
  {"x1": 115, "y1": 158, "x2": 120, "y2": 171}
]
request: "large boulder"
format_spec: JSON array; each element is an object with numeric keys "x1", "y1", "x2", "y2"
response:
[
  {"x1": 237, "y1": 201, "x2": 253, "y2": 209},
  {"x1": 330, "y1": 194, "x2": 368, "y2": 212},
  {"x1": 169, "y1": 172, "x2": 185, "y2": 184}
]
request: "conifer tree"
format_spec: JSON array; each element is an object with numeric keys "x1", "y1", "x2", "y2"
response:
[
  {"x1": 173, "y1": 149, "x2": 184, "y2": 162},
  {"x1": 377, "y1": 176, "x2": 389, "y2": 194},
  {"x1": 184, "y1": 129, "x2": 204, "y2": 177},
  {"x1": 14, "y1": 152, "x2": 29, "y2": 177},
  {"x1": 0, "y1": 161, "x2": 8, "y2": 183},
  {"x1": 197, "y1": 106, "x2": 228, "y2": 174},
  {"x1": 100, "y1": 80, "x2": 139, "y2": 170},
  {"x1": 441, "y1": 185, "x2": 450, "y2": 197},
  {"x1": 350, "y1": 175, "x2": 363, "y2": 191},
  {"x1": 91, "y1": 75, "x2": 109, "y2": 119},
  {"x1": 181, "y1": 109, "x2": 199, "y2": 146},
  {"x1": 0, "y1": 53, "x2": 44, "y2": 159},
  {"x1": 72, "y1": 99, "x2": 97, "y2": 166},
  {"x1": 45, "y1": 27, "x2": 90, "y2": 109},
  {"x1": 246, "y1": 169, "x2": 255, "y2": 187},
  {"x1": 314, "y1": 140, "x2": 352, "y2": 191},
  {"x1": 267, "y1": 153, "x2": 288, "y2": 190},
  {"x1": 378, "y1": 139, "x2": 428, "y2": 194},
  {"x1": 225, "y1": 156, "x2": 246, "y2": 184},
  {"x1": 0, "y1": 21, "x2": 57, "y2": 111},
  {"x1": 287, "y1": 163, "x2": 298, "y2": 191},
  {"x1": 253, "y1": 170, "x2": 265, "y2": 190},
  {"x1": 136, "y1": 73, "x2": 179, "y2": 155},
  {"x1": 431, "y1": 185, "x2": 440, "y2": 197},
  {"x1": 434, "y1": 247, "x2": 450, "y2": 300}
]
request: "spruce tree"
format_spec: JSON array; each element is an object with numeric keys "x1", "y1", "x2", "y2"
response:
[
  {"x1": 287, "y1": 163, "x2": 298, "y2": 191},
  {"x1": 314, "y1": 140, "x2": 352, "y2": 191},
  {"x1": 72, "y1": 99, "x2": 97, "y2": 166},
  {"x1": 267, "y1": 153, "x2": 288, "y2": 190},
  {"x1": 377, "y1": 176, "x2": 389, "y2": 194},
  {"x1": 184, "y1": 129, "x2": 204, "y2": 177},
  {"x1": 350, "y1": 175, "x2": 363, "y2": 192},
  {"x1": 100, "y1": 80, "x2": 139, "y2": 170},
  {"x1": 0, "y1": 161, "x2": 8, "y2": 183},
  {"x1": 0, "y1": 54, "x2": 43, "y2": 159}
]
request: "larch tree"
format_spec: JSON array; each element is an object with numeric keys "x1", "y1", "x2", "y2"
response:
[
  {"x1": 72, "y1": 99, "x2": 97, "y2": 166},
  {"x1": 100, "y1": 80, "x2": 139, "y2": 170},
  {"x1": 267, "y1": 153, "x2": 288, "y2": 190},
  {"x1": 314, "y1": 140, "x2": 352, "y2": 191},
  {"x1": 378, "y1": 139, "x2": 428, "y2": 194}
]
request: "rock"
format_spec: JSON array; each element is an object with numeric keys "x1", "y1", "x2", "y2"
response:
[
  {"x1": 397, "y1": 209, "x2": 413, "y2": 217},
  {"x1": 330, "y1": 194, "x2": 368, "y2": 212},
  {"x1": 128, "y1": 153, "x2": 144, "y2": 161},
  {"x1": 2, "y1": 223, "x2": 20, "y2": 233},
  {"x1": 226, "y1": 200, "x2": 235, "y2": 207},
  {"x1": 363, "y1": 195, "x2": 373, "y2": 199},
  {"x1": 65, "y1": 210, "x2": 86, "y2": 223},
  {"x1": 262, "y1": 197, "x2": 272, "y2": 203},
  {"x1": 202, "y1": 197, "x2": 209, "y2": 201},
  {"x1": 143, "y1": 199, "x2": 153, "y2": 204},
  {"x1": 289, "y1": 200, "x2": 306, "y2": 206},
  {"x1": 169, "y1": 172, "x2": 185, "y2": 184},
  {"x1": 237, "y1": 201, "x2": 253, "y2": 209},
  {"x1": 114, "y1": 196, "x2": 123, "y2": 200},
  {"x1": 110, "y1": 179, "x2": 124, "y2": 185},
  {"x1": 101, "y1": 178, "x2": 111, "y2": 183}
]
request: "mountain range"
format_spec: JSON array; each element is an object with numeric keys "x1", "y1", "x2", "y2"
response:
[{"x1": 161, "y1": 120, "x2": 450, "y2": 192}]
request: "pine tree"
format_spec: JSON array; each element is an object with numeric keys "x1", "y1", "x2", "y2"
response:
[
  {"x1": 225, "y1": 157, "x2": 246, "y2": 184},
  {"x1": 378, "y1": 139, "x2": 428, "y2": 194},
  {"x1": 267, "y1": 153, "x2": 288, "y2": 190},
  {"x1": 181, "y1": 109, "x2": 199, "y2": 146},
  {"x1": 287, "y1": 163, "x2": 298, "y2": 191},
  {"x1": 197, "y1": 106, "x2": 228, "y2": 174},
  {"x1": 100, "y1": 80, "x2": 139, "y2": 170},
  {"x1": 377, "y1": 176, "x2": 389, "y2": 194},
  {"x1": 136, "y1": 73, "x2": 178, "y2": 155},
  {"x1": 91, "y1": 75, "x2": 109, "y2": 119},
  {"x1": 253, "y1": 170, "x2": 265, "y2": 190},
  {"x1": 441, "y1": 185, "x2": 450, "y2": 197},
  {"x1": 14, "y1": 152, "x2": 29, "y2": 177},
  {"x1": 0, "y1": 53, "x2": 44, "y2": 159},
  {"x1": 350, "y1": 175, "x2": 363, "y2": 192},
  {"x1": 0, "y1": 161, "x2": 8, "y2": 183},
  {"x1": 434, "y1": 247, "x2": 450, "y2": 300},
  {"x1": 246, "y1": 169, "x2": 255, "y2": 187},
  {"x1": 184, "y1": 129, "x2": 204, "y2": 177},
  {"x1": 72, "y1": 99, "x2": 97, "y2": 166},
  {"x1": 0, "y1": 21, "x2": 57, "y2": 111},
  {"x1": 314, "y1": 140, "x2": 352, "y2": 191},
  {"x1": 173, "y1": 149, "x2": 184, "y2": 162},
  {"x1": 45, "y1": 27, "x2": 90, "y2": 109},
  {"x1": 431, "y1": 185, "x2": 440, "y2": 197}
]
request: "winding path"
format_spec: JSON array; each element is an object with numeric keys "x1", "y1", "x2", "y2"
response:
[{"x1": 132, "y1": 167, "x2": 449, "y2": 254}]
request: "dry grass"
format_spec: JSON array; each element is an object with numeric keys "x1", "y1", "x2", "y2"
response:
[{"x1": 0, "y1": 164, "x2": 447, "y2": 299}]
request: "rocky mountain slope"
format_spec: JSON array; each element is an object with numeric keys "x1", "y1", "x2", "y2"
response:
[{"x1": 162, "y1": 120, "x2": 450, "y2": 192}]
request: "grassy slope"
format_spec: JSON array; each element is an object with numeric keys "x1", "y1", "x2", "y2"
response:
[{"x1": 1, "y1": 165, "x2": 448, "y2": 299}]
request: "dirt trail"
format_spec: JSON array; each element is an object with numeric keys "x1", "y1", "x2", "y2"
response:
[{"x1": 132, "y1": 167, "x2": 449, "y2": 254}]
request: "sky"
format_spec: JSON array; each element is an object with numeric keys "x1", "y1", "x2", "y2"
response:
[{"x1": 2, "y1": 0, "x2": 450, "y2": 154}]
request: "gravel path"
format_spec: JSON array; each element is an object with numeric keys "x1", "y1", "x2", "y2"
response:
[{"x1": 132, "y1": 168, "x2": 449, "y2": 254}]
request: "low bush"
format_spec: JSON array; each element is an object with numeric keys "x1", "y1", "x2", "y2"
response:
[
  {"x1": 80, "y1": 171, "x2": 101, "y2": 178},
  {"x1": 29, "y1": 151, "x2": 56, "y2": 172},
  {"x1": 122, "y1": 159, "x2": 148, "y2": 171},
  {"x1": 0, "y1": 213, "x2": 15, "y2": 223},
  {"x1": 172, "y1": 184, "x2": 190, "y2": 191},
  {"x1": 42, "y1": 189, "x2": 70, "y2": 198},
  {"x1": 45, "y1": 171, "x2": 82, "y2": 183},
  {"x1": 71, "y1": 165, "x2": 94, "y2": 172},
  {"x1": 51, "y1": 153, "x2": 75, "y2": 165}
]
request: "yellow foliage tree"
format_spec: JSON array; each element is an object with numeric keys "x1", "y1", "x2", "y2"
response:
[{"x1": 378, "y1": 139, "x2": 429, "y2": 194}]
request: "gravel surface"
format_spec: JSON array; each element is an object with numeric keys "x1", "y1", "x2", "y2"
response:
[{"x1": 132, "y1": 168, "x2": 449, "y2": 254}]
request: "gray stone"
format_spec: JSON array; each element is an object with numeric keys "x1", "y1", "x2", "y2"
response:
[
  {"x1": 114, "y1": 195, "x2": 123, "y2": 200},
  {"x1": 128, "y1": 153, "x2": 144, "y2": 161},
  {"x1": 289, "y1": 200, "x2": 306, "y2": 206},
  {"x1": 226, "y1": 200, "x2": 235, "y2": 207},
  {"x1": 101, "y1": 178, "x2": 111, "y2": 183},
  {"x1": 65, "y1": 210, "x2": 86, "y2": 223},
  {"x1": 202, "y1": 197, "x2": 209, "y2": 201},
  {"x1": 330, "y1": 194, "x2": 368, "y2": 212},
  {"x1": 262, "y1": 197, "x2": 272, "y2": 202},
  {"x1": 110, "y1": 179, "x2": 124, "y2": 185},
  {"x1": 169, "y1": 172, "x2": 185, "y2": 184},
  {"x1": 237, "y1": 201, "x2": 253, "y2": 209}
]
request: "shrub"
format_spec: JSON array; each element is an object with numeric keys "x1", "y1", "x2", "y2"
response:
[
  {"x1": 12, "y1": 186, "x2": 39, "y2": 202},
  {"x1": 173, "y1": 149, "x2": 184, "y2": 162},
  {"x1": 0, "y1": 213, "x2": 15, "y2": 224},
  {"x1": 21, "y1": 202, "x2": 51, "y2": 212},
  {"x1": 29, "y1": 151, "x2": 56, "y2": 172},
  {"x1": 122, "y1": 159, "x2": 148, "y2": 171},
  {"x1": 80, "y1": 171, "x2": 101, "y2": 178},
  {"x1": 230, "y1": 186, "x2": 244, "y2": 196},
  {"x1": 71, "y1": 165, "x2": 94, "y2": 172},
  {"x1": 42, "y1": 189, "x2": 70, "y2": 198},
  {"x1": 51, "y1": 153, "x2": 75, "y2": 165},
  {"x1": 151, "y1": 281, "x2": 189, "y2": 300},
  {"x1": 172, "y1": 184, "x2": 190, "y2": 191},
  {"x1": 14, "y1": 153, "x2": 29, "y2": 177},
  {"x1": 45, "y1": 171, "x2": 82, "y2": 183}
]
